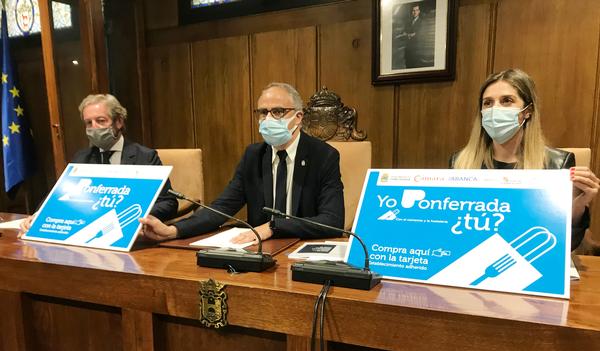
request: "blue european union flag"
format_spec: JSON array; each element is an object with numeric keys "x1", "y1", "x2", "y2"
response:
[{"x1": 1, "y1": 9, "x2": 35, "y2": 193}]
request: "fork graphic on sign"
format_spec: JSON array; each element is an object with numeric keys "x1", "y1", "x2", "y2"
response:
[
  {"x1": 429, "y1": 226, "x2": 557, "y2": 292},
  {"x1": 65, "y1": 204, "x2": 143, "y2": 247},
  {"x1": 470, "y1": 253, "x2": 516, "y2": 286}
]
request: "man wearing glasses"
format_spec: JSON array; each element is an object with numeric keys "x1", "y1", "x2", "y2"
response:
[{"x1": 140, "y1": 82, "x2": 344, "y2": 243}]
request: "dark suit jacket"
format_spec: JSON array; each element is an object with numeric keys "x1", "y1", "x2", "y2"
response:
[
  {"x1": 405, "y1": 17, "x2": 423, "y2": 68},
  {"x1": 72, "y1": 139, "x2": 178, "y2": 222},
  {"x1": 174, "y1": 132, "x2": 345, "y2": 239},
  {"x1": 449, "y1": 147, "x2": 589, "y2": 250}
]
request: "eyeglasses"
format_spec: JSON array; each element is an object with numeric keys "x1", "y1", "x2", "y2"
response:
[{"x1": 253, "y1": 107, "x2": 297, "y2": 120}]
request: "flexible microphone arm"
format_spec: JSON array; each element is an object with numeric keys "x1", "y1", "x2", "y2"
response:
[
  {"x1": 168, "y1": 189, "x2": 264, "y2": 253},
  {"x1": 262, "y1": 207, "x2": 370, "y2": 271}
]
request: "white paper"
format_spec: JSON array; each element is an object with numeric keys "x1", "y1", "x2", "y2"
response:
[
  {"x1": 0, "y1": 218, "x2": 24, "y2": 229},
  {"x1": 189, "y1": 227, "x2": 253, "y2": 249},
  {"x1": 289, "y1": 241, "x2": 348, "y2": 261},
  {"x1": 570, "y1": 259, "x2": 580, "y2": 281}
]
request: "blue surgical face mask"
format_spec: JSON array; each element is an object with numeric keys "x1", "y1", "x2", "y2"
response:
[
  {"x1": 259, "y1": 115, "x2": 299, "y2": 147},
  {"x1": 481, "y1": 104, "x2": 530, "y2": 144}
]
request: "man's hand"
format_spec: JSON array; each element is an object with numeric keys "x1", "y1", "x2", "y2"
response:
[
  {"x1": 138, "y1": 215, "x2": 178, "y2": 241},
  {"x1": 18, "y1": 215, "x2": 34, "y2": 238},
  {"x1": 230, "y1": 222, "x2": 273, "y2": 245}
]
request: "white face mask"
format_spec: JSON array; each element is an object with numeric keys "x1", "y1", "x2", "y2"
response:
[{"x1": 481, "y1": 104, "x2": 530, "y2": 144}]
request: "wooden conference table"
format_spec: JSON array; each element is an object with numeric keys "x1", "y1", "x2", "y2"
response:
[{"x1": 1, "y1": 212, "x2": 600, "y2": 351}]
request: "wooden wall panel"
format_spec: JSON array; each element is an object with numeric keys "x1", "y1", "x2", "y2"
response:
[
  {"x1": 146, "y1": 0, "x2": 371, "y2": 47},
  {"x1": 122, "y1": 309, "x2": 154, "y2": 351},
  {"x1": 395, "y1": 1, "x2": 492, "y2": 168},
  {"x1": 25, "y1": 296, "x2": 122, "y2": 351},
  {"x1": 154, "y1": 315, "x2": 286, "y2": 351},
  {"x1": 192, "y1": 36, "x2": 251, "y2": 202},
  {"x1": 251, "y1": 27, "x2": 317, "y2": 142},
  {"x1": 0, "y1": 291, "x2": 28, "y2": 351},
  {"x1": 55, "y1": 41, "x2": 90, "y2": 161},
  {"x1": 319, "y1": 19, "x2": 395, "y2": 168},
  {"x1": 143, "y1": 0, "x2": 178, "y2": 31},
  {"x1": 493, "y1": 0, "x2": 600, "y2": 240},
  {"x1": 493, "y1": 0, "x2": 600, "y2": 148},
  {"x1": 105, "y1": 0, "x2": 146, "y2": 145},
  {"x1": 593, "y1": 24, "x2": 600, "y2": 241},
  {"x1": 147, "y1": 44, "x2": 195, "y2": 148}
]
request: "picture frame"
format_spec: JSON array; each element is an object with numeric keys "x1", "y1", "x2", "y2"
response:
[{"x1": 372, "y1": 0, "x2": 458, "y2": 85}]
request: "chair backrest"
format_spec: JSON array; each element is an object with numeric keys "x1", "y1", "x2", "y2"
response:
[
  {"x1": 328, "y1": 141, "x2": 372, "y2": 230},
  {"x1": 156, "y1": 149, "x2": 204, "y2": 219},
  {"x1": 558, "y1": 148, "x2": 591, "y2": 167}
]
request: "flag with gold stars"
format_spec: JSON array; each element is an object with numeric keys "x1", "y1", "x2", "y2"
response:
[{"x1": 1, "y1": 8, "x2": 35, "y2": 193}]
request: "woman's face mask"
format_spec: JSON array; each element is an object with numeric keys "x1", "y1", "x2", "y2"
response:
[{"x1": 481, "y1": 104, "x2": 530, "y2": 144}]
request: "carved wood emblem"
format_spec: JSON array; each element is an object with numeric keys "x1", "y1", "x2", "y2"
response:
[{"x1": 302, "y1": 86, "x2": 367, "y2": 141}]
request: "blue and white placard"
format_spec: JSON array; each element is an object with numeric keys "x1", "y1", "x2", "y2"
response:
[
  {"x1": 345, "y1": 169, "x2": 572, "y2": 298},
  {"x1": 23, "y1": 163, "x2": 172, "y2": 252}
]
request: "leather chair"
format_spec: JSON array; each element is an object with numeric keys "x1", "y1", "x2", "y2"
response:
[
  {"x1": 303, "y1": 87, "x2": 370, "y2": 231},
  {"x1": 156, "y1": 149, "x2": 204, "y2": 222},
  {"x1": 328, "y1": 141, "x2": 372, "y2": 230},
  {"x1": 559, "y1": 148, "x2": 591, "y2": 168}
]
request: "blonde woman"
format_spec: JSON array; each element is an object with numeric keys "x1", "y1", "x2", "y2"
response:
[{"x1": 451, "y1": 69, "x2": 599, "y2": 250}]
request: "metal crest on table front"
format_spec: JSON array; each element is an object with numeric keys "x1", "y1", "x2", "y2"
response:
[{"x1": 199, "y1": 278, "x2": 228, "y2": 328}]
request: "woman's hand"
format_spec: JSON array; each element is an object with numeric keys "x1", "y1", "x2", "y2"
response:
[
  {"x1": 571, "y1": 166, "x2": 600, "y2": 223},
  {"x1": 572, "y1": 167, "x2": 600, "y2": 204}
]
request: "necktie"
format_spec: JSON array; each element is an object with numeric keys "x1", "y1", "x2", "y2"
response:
[
  {"x1": 100, "y1": 150, "x2": 114, "y2": 164},
  {"x1": 274, "y1": 150, "x2": 288, "y2": 213}
]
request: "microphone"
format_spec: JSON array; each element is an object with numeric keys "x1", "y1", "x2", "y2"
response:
[
  {"x1": 168, "y1": 189, "x2": 276, "y2": 272},
  {"x1": 263, "y1": 207, "x2": 381, "y2": 290}
]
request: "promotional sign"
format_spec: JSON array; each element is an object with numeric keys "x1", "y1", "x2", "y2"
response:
[
  {"x1": 23, "y1": 163, "x2": 172, "y2": 251},
  {"x1": 345, "y1": 169, "x2": 572, "y2": 298}
]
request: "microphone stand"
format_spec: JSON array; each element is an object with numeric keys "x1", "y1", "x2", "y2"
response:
[
  {"x1": 263, "y1": 207, "x2": 381, "y2": 290},
  {"x1": 169, "y1": 190, "x2": 276, "y2": 272}
]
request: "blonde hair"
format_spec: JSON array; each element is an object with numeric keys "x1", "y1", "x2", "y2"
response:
[
  {"x1": 78, "y1": 94, "x2": 128, "y2": 124},
  {"x1": 454, "y1": 69, "x2": 547, "y2": 169}
]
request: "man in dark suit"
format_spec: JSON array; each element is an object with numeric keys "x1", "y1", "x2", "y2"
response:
[
  {"x1": 19, "y1": 94, "x2": 178, "y2": 234},
  {"x1": 73, "y1": 94, "x2": 178, "y2": 222},
  {"x1": 405, "y1": 4, "x2": 424, "y2": 68},
  {"x1": 140, "y1": 83, "x2": 344, "y2": 244}
]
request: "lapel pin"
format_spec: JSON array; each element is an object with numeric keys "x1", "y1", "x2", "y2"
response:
[{"x1": 301, "y1": 160, "x2": 306, "y2": 166}]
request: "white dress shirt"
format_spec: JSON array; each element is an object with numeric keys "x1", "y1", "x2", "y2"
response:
[{"x1": 100, "y1": 134, "x2": 124, "y2": 165}]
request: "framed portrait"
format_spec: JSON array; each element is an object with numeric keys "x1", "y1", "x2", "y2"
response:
[{"x1": 372, "y1": 0, "x2": 458, "y2": 85}]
